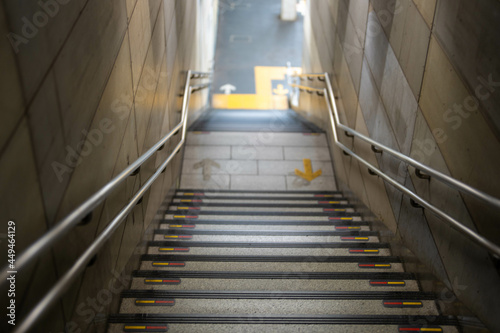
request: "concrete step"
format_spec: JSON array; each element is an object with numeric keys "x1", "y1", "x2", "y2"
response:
[
  {"x1": 108, "y1": 314, "x2": 459, "y2": 332},
  {"x1": 165, "y1": 214, "x2": 362, "y2": 221},
  {"x1": 118, "y1": 298, "x2": 438, "y2": 316},
  {"x1": 130, "y1": 276, "x2": 419, "y2": 292},
  {"x1": 168, "y1": 206, "x2": 356, "y2": 213},
  {"x1": 159, "y1": 224, "x2": 372, "y2": 231},
  {"x1": 173, "y1": 198, "x2": 350, "y2": 205},
  {"x1": 147, "y1": 246, "x2": 392, "y2": 256},
  {"x1": 153, "y1": 234, "x2": 381, "y2": 243},
  {"x1": 176, "y1": 190, "x2": 343, "y2": 199},
  {"x1": 139, "y1": 261, "x2": 404, "y2": 273},
  {"x1": 131, "y1": 270, "x2": 419, "y2": 291},
  {"x1": 164, "y1": 208, "x2": 361, "y2": 220},
  {"x1": 109, "y1": 322, "x2": 459, "y2": 333}
]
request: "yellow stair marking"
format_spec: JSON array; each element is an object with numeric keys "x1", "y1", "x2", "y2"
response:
[{"x1": 295, "y1": 159, "x2": 322, "y2": 181}]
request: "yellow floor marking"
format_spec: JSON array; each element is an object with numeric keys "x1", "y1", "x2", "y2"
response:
[
  {"x1": 212, "y1": 66, "x2": 300, "y2": 110},
  {"x1": 124, "y1": 326, "x2": 146, "y2": 329},
  {"x1": 295, "y1": 159, "x2": 322, "y2": 181}
]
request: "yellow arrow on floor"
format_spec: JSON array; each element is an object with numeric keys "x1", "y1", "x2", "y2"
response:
[{"x1": 295, "y1": 159, "x2": 322, "y2": 181}]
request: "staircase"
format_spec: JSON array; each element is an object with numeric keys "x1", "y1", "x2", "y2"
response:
[{"x1": 108, "y1": 188, "x2": 461, "y2": 333}]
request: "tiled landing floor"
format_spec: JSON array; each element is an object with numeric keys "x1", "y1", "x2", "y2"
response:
[{"x1": 180, "y1": 132, "x2": 337, "y2": 191}]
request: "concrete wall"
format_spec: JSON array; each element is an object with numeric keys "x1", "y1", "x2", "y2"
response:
[
  {"x1": 299, "y1": 0, "x2": 500, "y2": 330},
  {"x1": 0, "y1": 0, "x2": 216, "y2": 332}
]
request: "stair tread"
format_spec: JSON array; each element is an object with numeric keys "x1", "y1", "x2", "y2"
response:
[
  {"x1": 130, "y1": 277, "x2": 420, "y2": 292},
  {"x1": 153, "y1": 235, "x2": 381, "y2": 243},
  {"x1": 122, "y1": 290, "x2": 437, "y2": 299},
  {"x1": 118, "y1": 298, "x2": 439, "y2": 316},
  {"x1": 108, "y1": 313, "x2": 459, "y2": 325},
  {"x1": 148, "y1": 241, "x2": 389, "y2": 248},
  {"x1": 108, "y1": 323, "x2": 459, "y2": 333},
  {"x1": 166, "y1": 210, "x2": 360, "y2": 216},
  {"x1": 147, "y1": 247, "x2": 392, "y2": 256},
  {"x1": 162, "y1": 219, "x2": 369, "y2": 224}
]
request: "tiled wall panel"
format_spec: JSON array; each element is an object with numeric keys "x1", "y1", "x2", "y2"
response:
[
  {"x1": 300, "y1": 0, "x2": 500, "y2": 330},
  {"x1": 0, "y1": 0, "x2": 217, "y2": 331}
]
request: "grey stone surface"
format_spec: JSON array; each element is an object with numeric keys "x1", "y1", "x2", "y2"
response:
[
  {"x1": 182, "y1": 159, "x2": 258, "y2": 175},
  {"x1": 140, "y1": 261, "x2": 403, "y2": 273},
  {"x1": 286, "y1": 175, "x2": 337, "y2": 191},
  {"x1": 180, "y1": 174, "x2": 231, "y2": 190},
  {"x1": 153, "y1": 234, "x2": 380, "y2": 243},
  {"x1": 186, "y1": 132, "x2": 329, "y2": 147},
  {"x1": 232, "y1": 146, "x2": 284, "y2": 160},
  {"x1": 165, "y1": 214, "x2": 361, "y2": 222},
  {"x1": 259, "y1": 160, "x2": 334, "y2": 176},
  {"x1": 231, "y1": 175, "x2": 287, "y2": 191},
  {"x1": 172, "y1": 199, "x2": 348, "y2": 205},
  {"x1": 109, "y1": 324, "x2": 459, "y2": 333},
  {"x1": 169, "y1": 206, "x2": 340, "y2": 213},
  {"x1": 147, "y1": 247, "x2": 390, "y2": 256},
  {"x1": 130, "y1": 277, "x2": 419, "y2": 292},
  {"x1": 159, "y1": 224, "x2": 370, "y2": 232},
  {"x1": 284, "y1": 147, "x2": 332, "y2": 161},
  {"x1": 184, "y1": 146, "x2": 231, "y2": 159},
  {"x1": 434, "y1": 0, "x2": 500, "y2": 135},
  {"x1": 177, "y1": 192, "x2": 342, "y2": 198},
  {"x1": 119, "y1": 298, "x2": 436, "y2": 315}
]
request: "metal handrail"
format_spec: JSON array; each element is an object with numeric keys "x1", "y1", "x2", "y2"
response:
[
  {"x1": 291, "y1": 73, "x2": 500, "y2": 258},
  {"x1": 8, "y1": 70, "x2": 211, "y2": 333}
]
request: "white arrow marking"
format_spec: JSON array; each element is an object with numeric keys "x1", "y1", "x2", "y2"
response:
[
  {"x1": 220, "y1": 84, "x2": 236, "y2": 95},
  {"x1": 194, "y1": 159, "x2": 221, "y2": 180}
]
